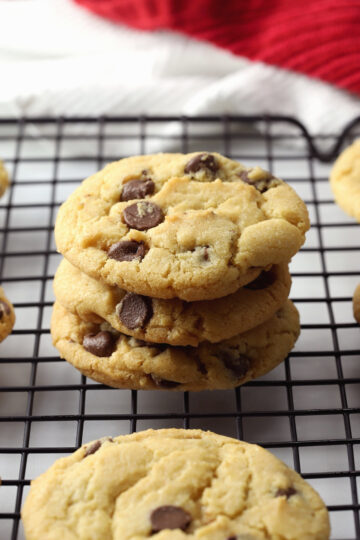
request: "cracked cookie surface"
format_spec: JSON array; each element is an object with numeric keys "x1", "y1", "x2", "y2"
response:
[
  {"x1": 54, "y1": 152, "x2": 309, "y2": 301},
  {"x1": 50, "y1": 299, "x2": 299, "y2": 391},
  {"x1": 330, "y1": 140, "x2": 360, "y2": 221},
  {"x1": 0, "y1": 286, "x2": 15, "y2": 342},
  {"x1": 0, "y1": 160, "x2": 9, "y2": 198},
  {"x1": 22, "y1": 428, "x2": 330, "y2": 540},
  {"x1": 54, "y1": 259, "x2": 292, "y2": 346}
]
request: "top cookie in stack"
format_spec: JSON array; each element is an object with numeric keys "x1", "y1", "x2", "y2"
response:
[{"x1": 55, "y1": 152, "x2": 309, "y2": 302}]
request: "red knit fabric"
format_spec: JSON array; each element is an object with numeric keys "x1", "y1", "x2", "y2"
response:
[{"x1": 73, "y1": 0, "x2": 360, "y2": 96}]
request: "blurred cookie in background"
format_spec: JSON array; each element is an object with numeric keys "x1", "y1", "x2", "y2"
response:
[
  {"x1": 353, "y1": 283, "x2": 360, "y2": 324},
  {"x1": 0, "y1": 160, "x2": 9, "y2": 198},
  {"x1": 0, "y1": 286, "x2": 15, "y2": 342},
  {"x1": 330, "y1": 140, "x2": 360, "y2": 221}
]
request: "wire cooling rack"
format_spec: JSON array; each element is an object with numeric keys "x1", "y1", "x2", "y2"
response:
[{"x1": 0, "y1": 115, "x2": 359, "y2": 539}]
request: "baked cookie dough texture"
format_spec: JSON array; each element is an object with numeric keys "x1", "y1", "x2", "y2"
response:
[
  {"x1": 55, "y1": 152, "x2": 310, "y2": 302},
  {"x1": 51, "y1": 299, "x2": 299, "y2": 391},
  {"x1": 330, "y1": 139, "x2": 360, "y2": 221},
  {"x1": 22, "y1": 429, "x2": 330, "y2": 540}
]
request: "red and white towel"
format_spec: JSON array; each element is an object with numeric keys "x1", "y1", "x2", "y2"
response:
[
  {"x1": 0, "y1": 0, "x2": 359, "y2": 139},
  {"x1": 74, "y1": 0, "x2": 360, "y2": 96}
]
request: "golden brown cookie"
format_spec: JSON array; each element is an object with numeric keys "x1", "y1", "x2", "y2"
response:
[
  {"x1": 22, "y1": 428, "x2": 330, "y2": 540},
  {"x1": 353, "y1": 283, "x2": 360, "y2": 323},
  {"x1": 54, "y1": 259, "x2": 292, "y2": 346},
  {"x1": 50, "y1": 299, "x2": 300, "y2": 391},
  {"x1": 330, "y1": 139, "x2": 360, "y2": 221},
  {"x1": 0, "y1": 161, "x2": 9, "y2": 198},
  {"x1": 0, "y1": 286, "x2": 15, "y2": 342},
  {"x1": 54, "y1": 152, "x2": 309, "y2": 301}
]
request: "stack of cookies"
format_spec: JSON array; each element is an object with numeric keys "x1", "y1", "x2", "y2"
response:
[{"x1": 52, "y1": 152, "x2": 310, "y2": 391}]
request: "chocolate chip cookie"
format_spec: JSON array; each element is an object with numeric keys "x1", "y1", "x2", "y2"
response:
[
  {"x1": 54, "y1": 152, "x2": 309, "y2": 301},
  {"x1": 0, "y1": 161, "x2": 9, "y2": 198},
  {"x1": 330, "y1": 139, "x2": 360, "y2": 221},
  {"x1": 54, "y1": 259, "x2": 292, "y2": 346},
  {"x1": 22, "y1": 428, "x2": 330, "y2": 540},
  {"x1": 0, "y1": 287, "x2": 15, "y2": 342},
  {"x1": 50, "y1": 299, "x2": 299, "y2": 391}
]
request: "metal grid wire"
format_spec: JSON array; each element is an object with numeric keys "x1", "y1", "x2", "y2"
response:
[{"x1": 0, "y1": 115, "x2": 360, "y2": 539}]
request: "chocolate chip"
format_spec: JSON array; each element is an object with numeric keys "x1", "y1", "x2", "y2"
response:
[
  {"x1": 83, "y1": 331, "x2": 116, "y2": 357},
  {"x1": 244, "y1": 268, "x2": 277, "y2": 290},
  {"x1": 192, "y1": 245, "x2": 211, "y2": 264},
  {"x1": 123, "y1": 201, "x2": 164, "y2": 231},
  {"x1": 238, "y1": 169, "x2": 279, "y2": 193},
  {"x1": 0, "y1": 301, "x2": 10, "y2": 320},
  {"x1": 150, "y1": 374, "x2": 180, "y2": 388},
  {"x1": 228, "y1": 535, "x2": 257, "y2": 540},
  {"x1": 227, "y1": 537, "x2": 254, "y2": 540},
  {"x1": 195, "y1": 356, "x2": 208, "y2": 375},
  {"x1": 108, "y1": 240, "x2": 146, "y2": 262},
  {"x1": 238, "y1": 170, "x2": 251, "y2": 183},
  {"x1": 184, "y1": 153, "x2": 218, "y2": 175},
  {"x1": 84, "y1": 437, "x2": 113, "y2": 457},
  {"x1": 118, "y1": 292, "x2": 153, "y2": 330},
  {"x1": 276, "y1": 487, "x2": 297, "y2": 498},
  {"x1": 150, "y1": 505, "x2": 191, "y2": 532},
  {"x1": 121, "y1": 179, "x2": 155, "y2": 201},
  {"x1": 184, "y1": 347, "x2": 208, "y2": 375},
  {"x1": 219, "y1": 350, "x2": 250, "y2": 378},
  {"x1": 84, "y1": 440, "x2": 101, "y2": 457}
]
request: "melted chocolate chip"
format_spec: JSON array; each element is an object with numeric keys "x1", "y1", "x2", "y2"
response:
[
  {"x1": 184, "y1": 153, "x2": 218, "y2": 175},
  {"x1": 195, "y1": 356, "x2": 208, "y2": 375},
  {"x1": 238, "y1": 170, "x2": 251, "y2": 183},
  {"x1": 192, "y1": 245, "x2": 211, "y2": 264},
  {"x1": 150, "y1": 505, "x2": 191, "y2": 532},
  {"x1": 150, "y1": 374, "x2": 180, "y2": 388},
  {"x1": 83, "y1": 331, "x2": 116, "y2": 357},
  {"x1": 228, "y1": 535, "x2": 257, "y2": 540},
  {"x1": 118, "y1": 293, "x2": 153, "y2": 330},
  {"x1": 84, "y1": 440, "x2": 101, "y2": 457},
  {"x1": 238, "y1": 169, "x2": 279, "y2": 193},
  {"x1": 121, "y1": 179, "x2": 155, "y2": 201},
  {"x1": 108, "y1": 240, "x2": 146, "y2": 262},
  {"x1": 219, "y1": 350, "x2": 250, "y2": 378},
  {"x1": 202, "y1": 246, "x2": 210, "y2": 261},
  {"x1": 276, "y1": 487, "x2": 297, "y2": 498},
  {"x1": 84, "y1": 437, "x2": 113, "y2": 457},
  {"x1": 228, "y1": 537, "x2": 254, "y2": 540},
  {"x1": 123, "y1": 201, "x2": 164, "y2": 230},
  {"x1": 0, "y1": 301, "x2": 10, "y2": 320},
  {"x1": 184, "y1": 347, "x2": 208, "y2": 375},
  {"x1": 244, "y1": 268, "x2": 277, "y2": 290}
]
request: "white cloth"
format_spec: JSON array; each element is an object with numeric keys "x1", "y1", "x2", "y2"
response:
[{"x1": 1, "y1": 0, "x2": 360, "y2": 139}]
